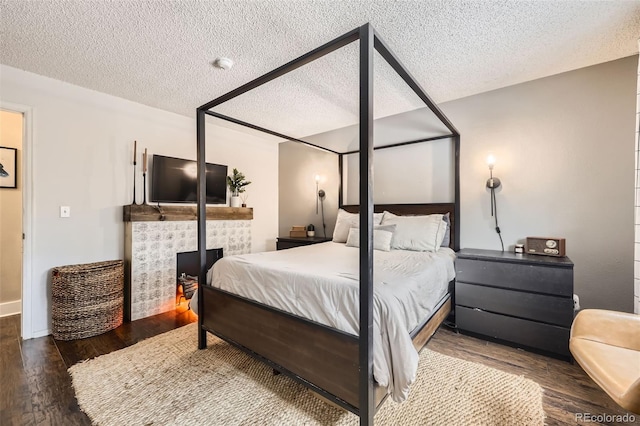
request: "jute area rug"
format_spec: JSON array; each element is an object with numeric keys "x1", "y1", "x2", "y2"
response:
[{"x1": 69, "y1": 323, "x2": 544, "y2": 425}]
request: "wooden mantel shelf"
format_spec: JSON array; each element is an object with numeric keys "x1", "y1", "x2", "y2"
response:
[{"x1": 123, "y1": 204, "x2": 253, "y2": 222}]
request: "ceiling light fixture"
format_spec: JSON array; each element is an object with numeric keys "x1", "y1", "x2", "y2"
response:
[{"x1": 213, "y1": 57, "x2": 234, "y2": 70}]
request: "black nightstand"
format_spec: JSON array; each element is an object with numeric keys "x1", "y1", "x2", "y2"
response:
[
  {"x1": 455, "y1": 248, "x2": 574, "y2": 360},
  {"x1": 276, "y1": 236, "x2": 332, "y2": 250}
]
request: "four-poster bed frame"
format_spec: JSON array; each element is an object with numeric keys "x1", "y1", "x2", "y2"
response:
[{"x1": 195, "y1": 23, "x2": 460, "y2": 425}]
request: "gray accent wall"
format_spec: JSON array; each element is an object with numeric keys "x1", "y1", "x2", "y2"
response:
[
  {"x1": 441, "y1": 55, "x2": 636, "y2": 313},
  {"x1": 279, "y1": 55, "x2": 637, "y2": 313}
]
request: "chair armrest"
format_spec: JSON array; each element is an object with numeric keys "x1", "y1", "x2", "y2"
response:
[{"x1": 571, "y1": 309, "x2": 640, "y2": 351}]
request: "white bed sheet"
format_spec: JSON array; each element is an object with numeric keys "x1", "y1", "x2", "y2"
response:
[{"x1": 198, "y1": 242, "x2": 456, "y2": 402}]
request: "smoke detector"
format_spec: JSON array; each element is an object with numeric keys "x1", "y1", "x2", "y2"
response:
[{"x1": 213, "y1": 57, "x2": 234, "y2": 70}]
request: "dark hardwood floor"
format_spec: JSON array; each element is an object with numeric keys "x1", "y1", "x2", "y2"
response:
[
  {"x1": 1, "y1": 309, "x2": 637, "y2": 425},
  {"x1": 0, "y1": 306, "x2": 197, "y2": 426}
]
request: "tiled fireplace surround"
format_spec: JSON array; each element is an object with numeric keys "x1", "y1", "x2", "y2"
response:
[{"x1": 124, "y1": 206, "x2": 253, "y2": 321}]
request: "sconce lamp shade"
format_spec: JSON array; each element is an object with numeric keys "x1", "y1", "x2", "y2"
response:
[{"x1": 486, "y1": 154, "x2": 500, "y2": 188}]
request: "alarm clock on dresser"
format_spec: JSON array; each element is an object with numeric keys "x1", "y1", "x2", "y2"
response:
[{"x1": 526, "y1": 237, "x2": 566, "y2": 257}]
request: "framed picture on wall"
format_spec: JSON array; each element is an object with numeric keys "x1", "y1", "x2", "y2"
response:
[{"x1": 0, "y1": 146, "x2": 17, "y2": 189}]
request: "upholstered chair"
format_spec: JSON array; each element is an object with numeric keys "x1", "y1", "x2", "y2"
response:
[{"x1": 570, "y1": 309, "x2": 640, "y2": 414}]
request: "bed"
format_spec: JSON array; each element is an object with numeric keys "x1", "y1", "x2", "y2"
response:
[
  {"x1": 195, "y1": 203, "x2": 457, "y2": 410},
  {"x1": 195, "y1": 23, "x2": 461, "y2": 424}
]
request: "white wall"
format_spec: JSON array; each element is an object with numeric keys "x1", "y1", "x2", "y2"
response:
[
  {"x1": 278, "y1": 142, "x2": 338, "y2": 238},
  {"x1": 342, "y1": 139, "x2": 454, "y2": 205},
  {"x1": 0, "y1": 65, "x2": 279, "y2": 338},
  {"x1": 287, "y1": 108, "x2": 455, "y2": 235}
]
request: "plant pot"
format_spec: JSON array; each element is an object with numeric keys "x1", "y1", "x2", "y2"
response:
[{"x1": 230, "y1": 196, "x2": 241, "y2": 208}]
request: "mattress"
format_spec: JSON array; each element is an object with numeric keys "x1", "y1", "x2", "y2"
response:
[{"x1": 195, "y1": 242, "x2": 456, "y2": 402}]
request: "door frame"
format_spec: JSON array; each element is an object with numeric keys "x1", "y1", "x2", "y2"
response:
[{"x1": 1, "y1": 101, "x2": 34, "y2": 339}]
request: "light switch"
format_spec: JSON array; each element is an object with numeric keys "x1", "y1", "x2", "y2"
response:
[{"x1": 60, "y1": 206, "x2": 70, "y2": 218}]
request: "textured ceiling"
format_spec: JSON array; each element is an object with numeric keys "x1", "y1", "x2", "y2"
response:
[{"x1": 1, "y1": 0, "x2": 639, "y2": 141}]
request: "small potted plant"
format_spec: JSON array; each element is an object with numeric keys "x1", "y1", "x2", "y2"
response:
[
  {"x1": 227, "y1": 168, "x2": 251, "y2": 208},
  {"x1": 307, "y1": 224, "x2": 315, "y2": 237}
]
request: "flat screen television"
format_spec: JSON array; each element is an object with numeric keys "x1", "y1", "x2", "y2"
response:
[{"x1": 151, "y1": 155, "x2": 227, "y2": 204}]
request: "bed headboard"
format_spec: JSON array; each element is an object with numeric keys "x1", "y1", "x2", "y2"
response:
[{"x1": 341, "y1": 203, "x2": 457, "y2": 251}]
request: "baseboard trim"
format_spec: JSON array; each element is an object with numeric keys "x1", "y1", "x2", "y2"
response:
[
  {"x1": 30, "y1": 329, "x2": 51, "y2": 339},
  {"x1": 0, "y1": 300, "x2": 21, "y2": 317}
]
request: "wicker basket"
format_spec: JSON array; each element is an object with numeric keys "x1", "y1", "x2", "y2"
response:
[{"x1": 51, "y1": 260, "x2": 124, "y2": 340}]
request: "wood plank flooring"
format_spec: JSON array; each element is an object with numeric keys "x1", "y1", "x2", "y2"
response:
[
  {"x1": 1, "y1": 310, "x2": 637, "y2": 425},
  {"x1": 0, "y1": 307, "x2": 196, "y2": 426}
]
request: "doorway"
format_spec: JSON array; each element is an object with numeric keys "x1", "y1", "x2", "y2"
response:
[
  {"x1": 0, "y1": 102, "x2": 33, "y2": 339},
  {"x1": 0, "y1": 110, "x2": 23, "y2": 318}
]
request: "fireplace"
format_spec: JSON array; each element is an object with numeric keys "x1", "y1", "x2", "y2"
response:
[
  {"x1": 176, "y1": 248, "x2": 223, "y2": 304},
  {"x1": 125, "y1": 216, "x2": 252, "y2": 321}
]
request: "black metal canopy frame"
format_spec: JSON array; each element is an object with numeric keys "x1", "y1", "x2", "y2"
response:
[{"x1": 195, "y1": 23, "x2": 460, "y2": 426}]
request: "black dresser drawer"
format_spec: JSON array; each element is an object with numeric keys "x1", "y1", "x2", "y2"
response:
[
  {"x1": 456, "y1": 306, "x2": 570, "y2": 357},
  {"x1": 456, "y1": 282, "x2": 574, "y2": 327},
  {"x1": 456, "y1": 258, "x2": 573, "y2": 297}
]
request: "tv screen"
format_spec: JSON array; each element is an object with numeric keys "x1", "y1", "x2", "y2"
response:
[{"x1": 151, "y1": 155, "x2": 227, "y2": 204}]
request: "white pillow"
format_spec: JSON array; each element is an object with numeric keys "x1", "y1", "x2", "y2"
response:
[
  {"x1": 345, "y1": 225, "x2": 395, "y2": 252},
  {"x1": 332, "y1": 209, "x2": 384, "y2": 243},
  {"x1": 380, "y1": 212, "x2": 447, "y2": 252}
]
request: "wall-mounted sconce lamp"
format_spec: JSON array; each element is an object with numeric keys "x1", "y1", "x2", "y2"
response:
[
  {"x1": 315, "y1": 174, "x2": 327, "y2": 237},
  {"x1": 486, "y1": 155, "x2": 504, "y2": 252},
  {"x1": 486, "y1": 154, "x2": 501, "y2": 190}
]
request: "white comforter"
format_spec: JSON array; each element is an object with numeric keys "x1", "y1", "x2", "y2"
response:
[{"x1": 196, "y1": 242, "x2": 455, "y2": 402}]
